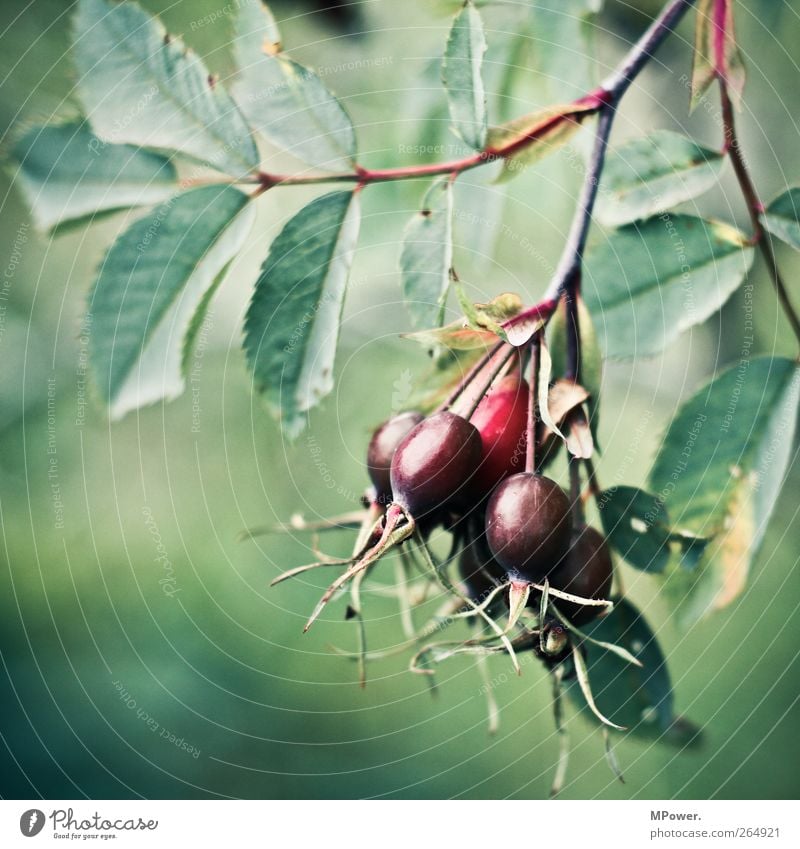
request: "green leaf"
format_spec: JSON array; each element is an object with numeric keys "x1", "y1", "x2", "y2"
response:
[
  {"x1": 567, "y1": 598, "x2": 702, "y2": 746},
  {"x1": 596, "y1": 131, "x2": 725, "y2": 228},
  {"x1": 442, "y1": 0, "x2": 488, "y2": 151},
  {"x1": 231, "y1": 1, "x2": 356, "y2": 171},
  {"x1": 72, "y1": 0, "x2": 258, "y2": 177},
  {"x1": 597, "y1": 486, "x2": 672, "y2": 573},
  {"x1": 648, "y1": 356, "x2": 800, "y2": 623},
  {"x1": 691, "y1": 0, "x2": 746, "y2": 111},
  {"x1": 486, "y1": 102, "x2": 595, "y2": 183},
  {"x1": 400, "y1": 178, "x2": 454, "y2": 329},
  {"x1": 89, "y1": 186, "x2": 254, "y2": 418},
  {"x1": 244, "y1": 191, "x2": 360, "y2": 437},
  {"x1": 527, "y1": 0, "x2": 602, "y2": 102},
  {"x1": 761, "y1": 188, "x2": 800, "y2": 251},
  {"x1": 584, "y1": 215, "x2": 754, "y2": 359},
  {"x1": 11, "y1": 121, "x2": 177, "y2": 233}
]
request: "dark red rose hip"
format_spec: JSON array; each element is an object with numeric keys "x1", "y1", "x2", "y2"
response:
[
  {"x1": 366, "y1": 411, "x2": 424, "y2": 502},
  {"x1": 390, "y1": 411, "x2": 482, "y2": 516},
  {"x1": 485, "y1": 472, "x2": 572, "y2": 581},
  {"x1": 470, "y1": 373, "x2": 529, "y2": 495},
  {"x1": 548, "y1": 525, "x2": 613, "y2": 625}
]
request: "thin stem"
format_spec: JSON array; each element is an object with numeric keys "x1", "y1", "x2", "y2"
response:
[
  {"x1": 525, "y1": 335, "x2": 540, "y2": 474},
  {"x1": 601, "y1": 0, "x2": 698, "y2": 98},
  {"x1": 462, "y1": 346, "x2": 518, "y2": 421},
  {"x1": 719, "y1": 83, "x2": 800, "y2": 350},
  {"x1": 543, "y1": 107, "x2": 616, "y2": 307},
  {"x1": 569, "y1": 456, "x2": 585, "y2": 528},
  {"x1": 438, "y1": 340, "x2": 504, "y2": 412}
]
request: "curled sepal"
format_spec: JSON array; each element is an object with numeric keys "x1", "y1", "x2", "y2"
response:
[
  {"x1": 476, "y1": 648, "x2": 500, "y2": 736},
  {"x1": 602, "y1": 727, "x2": 625, "y2": 785},
  {"x1": 240, "y1": 508, "x2": 372, "y2": 541},
  {"x1": 550, "y1": 603, "x2": 642, "y2": 668},
  {"x1": 549, "y1": 665, "x2": 570, "y2": 798},
  {"x1": 414, "y1": 532, "x2": 521, "y2": 675},
  {"x1": 530, "y1": 581, "x2": 613, "y2": 610},
  {"x1": 349, "y1": 569, "x2": 369, "y2": 688},
  {"x1": 571, "y1": 644, "x2": 627, "y2": 731},
  {"x1": 304, "y1": 503, "x2": 415, "y2": 632},
  {"x1": 270, "y1": 557, "x2": 353, "y2": 587},
  {"x1": 506, "y1": 581, "x2": 530, "y2": 629}
]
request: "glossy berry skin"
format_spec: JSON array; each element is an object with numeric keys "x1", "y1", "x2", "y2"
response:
[
  {"x1": 549, "y1": 526, "x2": 613, "y2": 625},
  {"x1": 470, "y1": 374, "x2": 529, "y2": 496},
  {"x1": 390, "y1": 411, "x2": 482, "y2": 516},
  {"x1": 366, "y1": 411, "x2": 424, "y2": 502},
  {"x1": 485, "y1": 472, "x2": 572, "y2": 581}
]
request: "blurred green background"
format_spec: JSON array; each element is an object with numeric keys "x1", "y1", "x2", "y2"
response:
[{"x1": 1, "y1": 0, "x2": 799, "y2": 799}]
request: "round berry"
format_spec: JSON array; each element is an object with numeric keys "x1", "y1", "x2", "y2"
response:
[
  {"x1": 390, "y1": 411, "x2": 482, "y2": 516},
  {"x1": 485, "y1": 472, "x2": 572, "y2": 581},
  {"x1": 366, "y1": 411, "x2": 424, "y2": 502},
  {"x1": 470, "y1": 373, "x2": 529, "y2": 495},
  {"x1": 549, "y1": 526, "x2": 613, "y2": 625}
]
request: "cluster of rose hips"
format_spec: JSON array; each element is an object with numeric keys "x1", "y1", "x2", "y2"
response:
[{"x1": 271, "y1": 339, "x2": 615, "y2": 678}]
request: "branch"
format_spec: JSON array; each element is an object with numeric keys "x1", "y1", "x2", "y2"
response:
[
  {"x1": 253, "y1": 0, "x2": 696, "y2": 194},
  {"x1": 255, "y1": 94, "x2": 604, "y2": 192},
  {"x1": 504, "y1": 0, "x2": 697, "y2": 338},
  {"x1": 719, "y1": 83, "x2": 800, "y2": 350}
]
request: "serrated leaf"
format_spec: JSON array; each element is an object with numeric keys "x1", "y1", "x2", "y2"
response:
[
  {"x1": 567, "y1": 598, "x2": 702, "y2": 746},
  {"x1": 761, "y1": 188, "x2": 800, "y2": 251},
  {"x1": 89, "y1": 186, "x2": 254, "y2": 418},
  {"x1": 244, "y1": 191, "x2": 360, "y2": 437},
  {"x1": 232, "y1": 1, "x2": 356, "y2": 171},
  {"x1": 596, "y1": 131, "x2": 725, "y2": 227},
  {"x1": 691, "y1": 0, "x2": 746, "y2": 111},
  {"x1": 486, "y1": 102, "x2": 595, "y2": 183},
  {"x1": 442, "y1": 0, "x2": 488, "y2": 151},
  {"x1": 584, "y1": 215, "x2": 754, "y2": 359},
  {"x1": 648, "y1": 356, "x2": 800, "y2": 623},
  {"x1": 598, "y1": 486, "x2": 672, "y2": 573},
  {"x1": 11, "y1": 121, "x2": 177, "y2": 233},
  {"x1": 72, "y1": 0, "x2": 258, "y2": 177},
  {"x1": 400, "y1": 178, "x2": 453, "y2": 329}
]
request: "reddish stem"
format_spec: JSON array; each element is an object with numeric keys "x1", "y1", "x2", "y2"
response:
[
  {"x1": 719, "y1": 82, "x2": 800, "y2": 350},
  {"x1": 525, "y1": 335, "x2": 540, "y2": 474}
]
